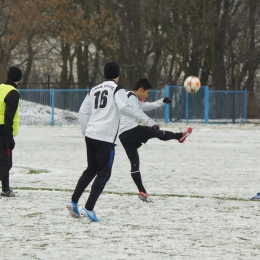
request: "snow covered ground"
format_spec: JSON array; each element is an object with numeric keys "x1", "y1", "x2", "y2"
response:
[
  {"x1": 19, "y1": 99, "x2": 79, "y2": 125},
  {"x1": 0, "y1": 123, "x2": 260, "y2": 260}
]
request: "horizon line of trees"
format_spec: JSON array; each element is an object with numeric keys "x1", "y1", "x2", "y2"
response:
[{"x1": 1, "y1": 0, "x2": 260, "y2": 115}]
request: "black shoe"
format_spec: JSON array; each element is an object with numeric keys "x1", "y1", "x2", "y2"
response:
[{"x1": 1, "y1": 190, "x2": 19, "y2": 197}]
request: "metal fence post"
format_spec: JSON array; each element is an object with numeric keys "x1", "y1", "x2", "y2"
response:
[
  {"x1": 204, "y1": 86, "x2": 209, "y2": 124},
  {"x1": 244, "y1": 89, "x2": 247, "y2": 123},
  {"x1": 164, "y1": 85, "x2": 170, "y2": 124},
  {"x1": 50, "y1": 89, "x2": 55, "y2": 125}
]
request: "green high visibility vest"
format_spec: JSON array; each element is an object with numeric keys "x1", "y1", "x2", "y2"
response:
[{"x1": 0, "y1": 84, "x2": 19, "y2": 136}]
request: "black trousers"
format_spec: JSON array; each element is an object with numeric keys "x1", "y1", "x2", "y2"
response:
[
  {"x1": 119, "y1": 125, "x2": 182, "y2": 178},
  {"x1": 0, "y1": 134, "x2": 12, "y2": 192},
  {"x1": 72, "y1": 137, "x2": 115, "y2": 211}
]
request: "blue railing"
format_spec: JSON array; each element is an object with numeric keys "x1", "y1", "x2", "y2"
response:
[
  {"x1": 164, "y1": 86, "x2": 247, "y2": 124},
  {"x1": 18, "y1": 87, "x2": 247, "y2": 125}
]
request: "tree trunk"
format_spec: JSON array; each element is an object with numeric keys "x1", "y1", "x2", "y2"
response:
[
  {"x1": 60, "y1": 42, "x2": 70, "y2": 89},
  {"x1": 0, "y1": 53, "x2": 10, "y2": 83},
  {"x1": 22, "y1": 35, "x2": 35, "y2": 89}
]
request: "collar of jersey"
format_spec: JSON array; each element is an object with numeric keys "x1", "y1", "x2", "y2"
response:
[
  {"x1": 104, "y1": 79, "x2": 116, "y2": 83},
  {"x1": 129, "y1": 91, "x2": 137, "y2": 98}
]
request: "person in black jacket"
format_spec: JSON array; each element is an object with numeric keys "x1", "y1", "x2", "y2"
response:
[{"x1": 0, "y1": 66, "x2": 22, "y2": 197}]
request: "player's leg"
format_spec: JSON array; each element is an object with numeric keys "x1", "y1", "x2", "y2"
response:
[
  {"x1": 121, "y1": 142, "x2": 147, "y2": 194},
  {"x1": 119, "y1": 132, "x2": 146, "y2": 191},
  {"x1": 127, "y1": 125, "x2": 192, "y2": 143},
  {"x1": 0, "y1": 137, "x2": 16, "y2": 197},
  {"x1": 68, "y1": 137, "x2": 97, "y2": 218},
  {"x1": 152, "y1": 127, "x2": 192, "y2": 143},
  {"x1": 126, "y1": 148, "x2": 153, "y2": 203},
  {"x1": 84, "y1": 140, "x2": 115, "y2": 216},
  {"x1": 121, "y1": 125, "x2": 184, "y2": 143},
  {"x1": 153, "y1": 130, "x2": 182, "y2": 140},
  {"x1": 71, "y1": 137, "x2": 97, "y2": 204},
  {"x1": 119, "y1": 134, "x2": 153, "y2": 202}
]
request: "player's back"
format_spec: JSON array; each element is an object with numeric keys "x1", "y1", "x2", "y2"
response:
[
  {"x1": 119, "y1": 91, "x2": 139, "y2": 135},
  {"x1": 85, "y1": 80, "x2": 121, "y2": 143}
]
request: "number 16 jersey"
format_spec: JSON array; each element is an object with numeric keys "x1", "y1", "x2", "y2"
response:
[{"x1": 79, "y1": 80, "x2": 154, "y2": 143}]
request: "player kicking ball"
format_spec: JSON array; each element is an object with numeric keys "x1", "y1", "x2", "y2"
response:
[{"x1": 119, "y1": 78, "x2": 192, "y2": 203}]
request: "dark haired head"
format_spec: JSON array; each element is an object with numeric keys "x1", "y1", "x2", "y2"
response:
[
  {"x1": 132, "y1": 78, "x2": 152, "y2": 91},
  {"x1": 104, "y1": 62, "x2": 120, "y2": 79}
]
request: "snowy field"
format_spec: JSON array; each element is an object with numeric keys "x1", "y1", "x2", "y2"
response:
[{"x1": 1, "y1": 123, "x2": 260, "y2": 260}]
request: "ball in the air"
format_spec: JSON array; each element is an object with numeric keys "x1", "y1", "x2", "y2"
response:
[{"x1": 184, "y1": 76, "x2": 201, "y2": 94}]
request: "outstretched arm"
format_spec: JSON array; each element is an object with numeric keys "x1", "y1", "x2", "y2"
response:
[{"x1": 139, "y1": 97, "x2": 171, "y2": 111}]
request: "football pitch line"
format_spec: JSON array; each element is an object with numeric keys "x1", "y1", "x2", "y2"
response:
[{"x1": 12, "y1": 186, "x2": 254, "y2": 202}]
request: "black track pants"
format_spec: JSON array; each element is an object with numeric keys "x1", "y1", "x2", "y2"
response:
[
  {"x1": 71, "y1": 137, "x2": 115, "y2": 211},
  {"x1": 0, "y1": 134, "x2": 12, "y2": 192},
  {"x1": 119, "y1": 125, "x2": 182, "y2": 173},
  {"x1": 119, "y1": 126, "x2": 182, "y2": 193}
]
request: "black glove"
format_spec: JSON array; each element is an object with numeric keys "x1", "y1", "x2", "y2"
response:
[
  {"x1": 152, "y1": 125, "x2": 160, "y2": 131},
  {"x1": 163, "y1": 97, "x2": 171, "y2": 104},
  {"x1": 6, "y1": 137, "x2": 15, "y2": 150}
]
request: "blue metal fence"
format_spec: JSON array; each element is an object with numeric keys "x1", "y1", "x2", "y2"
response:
[
  {"x1": 18, "y1": 87, "x2": 247, "y2": 125},
  {"x1": 19, "y1": 89, "x2": 89, "y2": 125},
  {"x1": 143, "y1": 90, "x2": 165, "y2": 120},
  {"x1": 164, "y1": 86, "x2": 247, "y2": 124}
]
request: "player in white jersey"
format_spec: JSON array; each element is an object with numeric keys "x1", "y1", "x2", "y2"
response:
[
  {"x1": 67, "y1": 62, "x2": 156, "y2": 222},
  {"x1": 119, "y1": 78, "x2": 192, "y2": 203}
]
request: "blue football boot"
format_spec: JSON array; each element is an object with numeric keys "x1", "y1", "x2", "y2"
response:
[
  {"x1": 81, "y1": 208, "x2": 100, "y2": 222},
  {"x1": 66, "y1": 201, "x2": 81, "y2": 218}
]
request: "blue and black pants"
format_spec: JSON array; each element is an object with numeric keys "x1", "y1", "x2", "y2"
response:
[{"x1": 72, "y1": 137, "x2": 115, "y2": 211}]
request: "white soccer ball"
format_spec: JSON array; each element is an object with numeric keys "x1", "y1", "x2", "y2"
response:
[{"x1": 183, "y1": 76, "x2": 201, "y2": 94}]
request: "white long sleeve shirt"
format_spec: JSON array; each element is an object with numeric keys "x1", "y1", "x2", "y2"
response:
[
  {"x1": 79, "y1": 80, "x2": 155, "y2": 143},
  {"x1": 119, "y1": 91, "x2": 165, "y2": 135}
]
